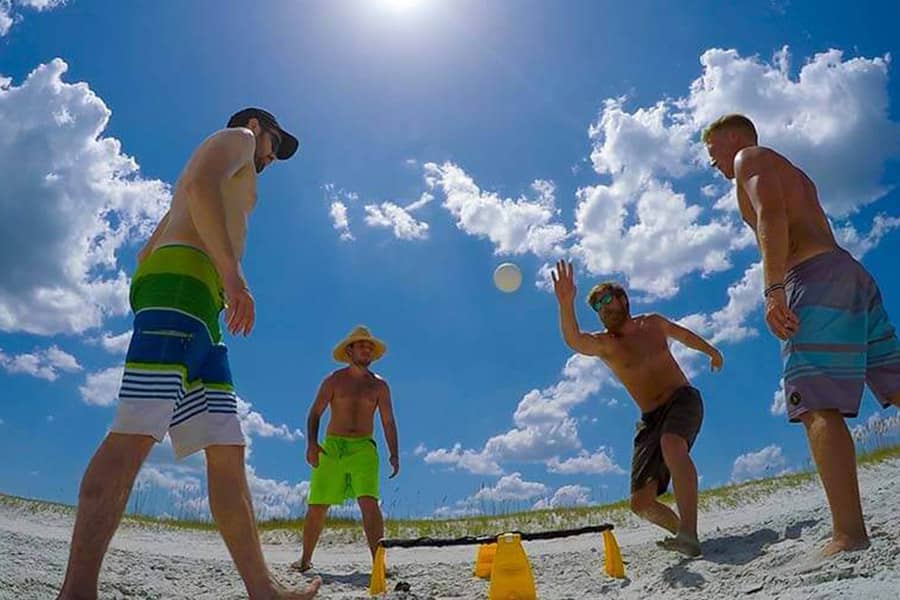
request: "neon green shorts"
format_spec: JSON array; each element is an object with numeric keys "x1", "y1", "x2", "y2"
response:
[{"x1": 307, "y1": 435, "x2": 380, "y2": 505}]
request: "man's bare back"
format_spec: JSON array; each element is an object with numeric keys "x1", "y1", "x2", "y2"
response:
[
  {"x1": 139, "y1": 129, "x2": 258, "y2": 266},
  {"x1": 323, "y1": 368, "x2": 389, "y2": 437},
  {"x1": 735, "y1": 146, "x2": 837, "y2": 270}
]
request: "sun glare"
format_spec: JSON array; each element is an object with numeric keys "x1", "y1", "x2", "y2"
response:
[{"x1": 378, "y1": 0, "x2": 423, "y2": 12}]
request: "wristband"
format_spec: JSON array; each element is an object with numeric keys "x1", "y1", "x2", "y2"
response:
[{"x1": 763, "y1": 283, "x2": 785, "y2": 298}]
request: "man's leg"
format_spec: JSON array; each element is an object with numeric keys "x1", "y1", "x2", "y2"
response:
[
  {"x1": 630, "y1": 480, "x2": 679, "y2": 535},
  {"x1": 660, "y1": 433, "x2": 699, "y2": 541},
  {"x1": 799, "y1": 409, "x2": 869, "y2": 556},
  {"x1": 294, "y1": 504, "x2": 329, "y2": 571},
  {"x1": 58, "y1": 433, "x2": 155, "y2": 600},
  {"x1": 205, "y1": 445, "x2": 320, "y2": 599},
  {"x1": 357, "y1": 496, "x2": 384, "y2": 561}
]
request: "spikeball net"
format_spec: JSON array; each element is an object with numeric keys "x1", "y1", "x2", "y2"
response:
[{"x1": 367, "y1": 523, "x2": 625, "y2": 598}]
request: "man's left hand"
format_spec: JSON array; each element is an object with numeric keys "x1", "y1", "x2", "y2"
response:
[{"x1": 388, "y1": 455, "x2": 399, "y2": 479}]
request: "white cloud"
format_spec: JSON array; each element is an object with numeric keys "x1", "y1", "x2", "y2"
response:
[
  {"x1": 424, "y1": 163, "x2": 568, "y2": 257},
  {"x1": 413, "y1": 443, "x2": 427, "y2": 456},
  {"x1": 0, "y1": 0, "x2": 65, "y2": 37},
  {"x1": 423, "y1": 443, "x2": 502, "y2": 476},
  {"x1": 573, "y1": 178, "x2": 744, "y2": 300},
  {"x1": 573, "y1": 47, "x2": 899, "y2": 299},
  {"x1": 246, "y1": 465, "x2": 310, "y2": 520},
  {"x1": 0, "y1": 59, "x2": 170, "y2": 335},
  {"x1": 423, "y1": 353, "x2": 615, "y2": 474},
  {"x1": 731, "y1": 444, "x2": 787, "y2": 483},
  {"x1": 546, "y1": 448, "x2": 625, "y2": 475},
  {"x1": 679, "y1": 261, "x2": 763, "y2": 346},
  {"x1": 701, "y1": 184, "x2": 721, "y2": 198},
  {"x1": 688, "y1": 47, "x2": 898, "y2": 217},
  {"x1": 329, "y1": 201, "x2": 354, "y2": 241},
  {"x1": 471, "y1": 472, "x2": 548, "y2": 503},
  {"x1": 237, "y1": 397, "x2": 303, "y2": 442},
  {"x1": 96, "y1": 330, "x2": 132, "y2": 355},
  {"x1": 0, "y1": 345, "x2": 81, "y2": 381},
  {"x1": 834, "y1": 214, "x2": 900, "y2": 260},
  {"x1": 770, "y1": 381, "x2": 786, "y2": 416},
  {"x1": 78, "y1": 366, "x2": 123, "y2": 406},
  {"x1": 532, "y1": 484, "x2": 592, "y2": 509},
  {"x1": 364, "y1": 199, "x2": 430, "y2": 240}
]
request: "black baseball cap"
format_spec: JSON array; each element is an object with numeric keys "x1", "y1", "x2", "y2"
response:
[{"x1": 227, "y1": 107, "x2": 300, "y2": 160}]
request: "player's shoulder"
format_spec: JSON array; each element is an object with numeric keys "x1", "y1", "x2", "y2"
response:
[
  {"x1": 369, "y1": 371, "x2": 389, "y2": 386},
  {"x1": 734, "y1": 145, "x2": 780, "y2": 173}
]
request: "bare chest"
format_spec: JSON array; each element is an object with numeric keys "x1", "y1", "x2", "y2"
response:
[
  {"x1": 605, "y1": 329, "x2": 669, "y2": 372},
  {"x1": 331, "y1": 379, "x2": 380, "y2": 409}
]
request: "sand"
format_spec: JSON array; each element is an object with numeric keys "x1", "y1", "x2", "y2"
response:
[{"x1": 3, "y1": 458, "x2": 900, "y2": 599}]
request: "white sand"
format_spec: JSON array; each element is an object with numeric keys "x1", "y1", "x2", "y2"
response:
[{"x1": 3, "y1": 459, "x2": 900, "y2": 599}]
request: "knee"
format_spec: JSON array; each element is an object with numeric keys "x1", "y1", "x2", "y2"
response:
[
  {"x1": 630, "y1": 494, "x2": 652, "y2": 516},
  {"x1": 798, "y1": 409, "x2": 843, "y2": 432}
]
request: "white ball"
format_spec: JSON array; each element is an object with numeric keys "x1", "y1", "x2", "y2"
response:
[{"x1": 493, "y1": 262, "x2": 522, "y2": 293}]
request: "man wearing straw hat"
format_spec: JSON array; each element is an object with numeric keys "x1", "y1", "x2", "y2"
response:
[{"x1": 292, "y1": 326, "x2": 399, "y2": 573}]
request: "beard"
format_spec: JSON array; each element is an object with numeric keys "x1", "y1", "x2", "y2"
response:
[
  {"x1": 351, "y1": 357, "x2": 372, "y2": 368},
  {"x1": 600, "y1": 309, "x2": 628, "y2": 330}
]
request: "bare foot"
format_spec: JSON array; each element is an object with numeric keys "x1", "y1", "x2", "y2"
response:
[
  {"x1": 821, "y1": 535, "x2": 870, "y2": 557},
  {"x1": 264, "y1": 577, "x2": 321, "y2": 599},
  {"x1": 657, "y1": 532, "x2": 702, "y2": 557},
  {"x1": 289, "y1": 559, "x2": 314, "y2": 573}
]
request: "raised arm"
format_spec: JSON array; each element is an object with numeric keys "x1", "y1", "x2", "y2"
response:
[
  {"x1": 305, "y1": 376, "x2": 332, "y2": 468},
  {"x1": 378, "y1": 381, "x2": 399, "y2": 478},
  {"x1": 735, "y1": 148, "x2": 799, "y2": 340},
  {"x1": 182, "y1": 128, "x2": 257, "y2": 336},
  {"x1": 655, "y1": 315, "x2": 723, "y2": 372},
  {"x1": 551, "y1": 260, "x2": 607, "y2": 357}
]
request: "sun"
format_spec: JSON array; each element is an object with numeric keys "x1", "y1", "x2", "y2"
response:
[{"x1": 377, "y1": 0, "x2": 423, "y2": 12}]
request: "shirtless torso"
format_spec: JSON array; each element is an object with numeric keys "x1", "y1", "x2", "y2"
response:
[
  {"x1": 138, "y1": 128, "x2": 257, "y2": 268},
  {"x1": 590, "y1": 315, "x2": 692, "y2": 413},
  {"x1": 734, "y1": 146, "x2": 837, "y2": 270},
  {"x1": 322, "y1": 368, "x2": 389, "y2": 438}
]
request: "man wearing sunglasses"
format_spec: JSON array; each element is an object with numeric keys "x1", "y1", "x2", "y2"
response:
[
  {"x1": 58, "y1": 109, "x2": 321, "y2": 599},
  {"x1": 551, "y1": 260, "x2": 723, "y2": 557}
]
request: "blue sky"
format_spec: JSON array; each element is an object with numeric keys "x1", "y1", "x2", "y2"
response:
[{"x1": 1, "y1": 0, "x2": 899, "y2": 519}]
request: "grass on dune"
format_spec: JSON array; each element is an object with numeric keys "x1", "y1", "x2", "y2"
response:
[{"x1": 4, "y1": 443, "x2": 899, "y2": 539}]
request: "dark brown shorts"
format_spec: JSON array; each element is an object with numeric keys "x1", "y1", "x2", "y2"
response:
[{"x1": 631, "y1": 386, "x2": 704, "y2": 497}]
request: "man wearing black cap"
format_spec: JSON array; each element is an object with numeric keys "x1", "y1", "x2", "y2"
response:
[{"x1": 57, "y1": 109, "x2": 320, "y2": 600}]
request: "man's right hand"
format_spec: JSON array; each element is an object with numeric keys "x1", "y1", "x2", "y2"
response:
[
  {"x1": 306, "y1": 443, "x2": 326, "y2": 468},
  {"x1": 223, "y1": 269, "x2": 255, "y2": 337},
  {"x1": 551, "y1": 259, "x2": 577, "y2": 305}
]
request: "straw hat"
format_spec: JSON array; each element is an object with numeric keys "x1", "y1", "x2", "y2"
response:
[{"x1": 332, "y1": 325, "x2": 387, "y2": 363}]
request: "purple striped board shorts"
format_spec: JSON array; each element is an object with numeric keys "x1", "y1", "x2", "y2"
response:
[{"x1": 781, "y1": 248, "x2": 900, "y2": 422}]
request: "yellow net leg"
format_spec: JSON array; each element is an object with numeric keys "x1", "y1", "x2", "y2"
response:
[
  {"x1": 473, "y1": 542, "x2": 497, "y2": 579},
  {"x1": 368, "y1": 545, "x2": 387, "y2": 595},
  {"x1": 488, "y1": 533, "x2": 536, "y2": 600},
  {"x1": 602, "y1": 530, "x2": 625, "y2": 579}
]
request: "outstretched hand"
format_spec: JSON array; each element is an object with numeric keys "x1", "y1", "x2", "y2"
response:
[{"x1": 551, "y1": 260, "x2": 576, "y2": 305}]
